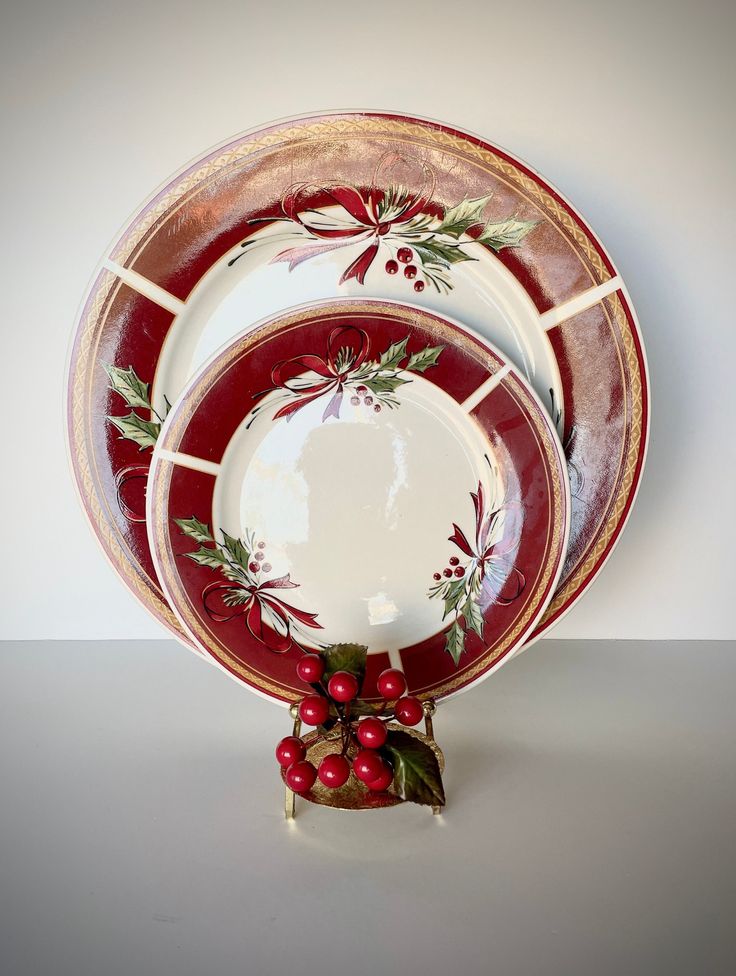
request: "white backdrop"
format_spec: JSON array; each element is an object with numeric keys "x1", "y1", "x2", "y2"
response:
[{"x1": 1, "y1": 0, "x2": 733, "y2": 640}]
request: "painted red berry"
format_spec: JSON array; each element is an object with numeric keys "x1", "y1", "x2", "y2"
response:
[
  {"x1": 318, "y1": 753, "x2": 351, "y2": 789},
  {"x1": 298, "y1": 695, "x2": 330, "y2": 726},
  {"x1": 366, "y1": 762, "x2": 394, "y2": 793},
  {"x1": 327, "y1": 671, "x2": 359, "y2": 703},
  {"x1": 364, "y1": 395, "x2": 373, "y2": 406},
  {"x1": 275, "y1": 735, "x2": 306, "y2": 768},
  {"x1": 449, "y1": 556, "x2": 459, "y2": 566},
  {"x1": 404, "y1": 265, "x2": 417, "y2": 280},
  {"x1": 385, "y1": 259, "x2": 398, "y2": 274},
  {"x1": 249, "y1": 561, "x2": 260, "y2": 572},
  {"x1": 443, "y1": 568, "x2": 452, "y2": 578},
  {"x1": 296, "y1": 654, "x2": 325, "y2": 684},
  {"x1": 397, "y1": 247, "x2": 413, "y2": 264},
  {"x1": 353, "y1": 749, "x2": 385, "y2": 784},
  {"x1": 258, "y1": 541, "x2": 266, "y2": 549},
  {"x1": 285, "y1": 760, "x2": 317, "y2": 793},
  {"x1": 454, "y1": 566, "x2": 465, "y2": 577},
  {"x1": 377, "y1": 668, "x2": 407, "y2": 700},
  {"x1": 395, "y1": 696, "x2": 424, "y2": 726},
  {"x1": 356, "y1": 385, "x2": 368, "y2": 394},
  {"x1": 357, "y1": 717, "x2": 388, "y2": 749},
  {"x1": 255, "y1": 551, "x2": 264, "y2": 561},
  {"x1": 413, "y1": 280, "x2": 425, "y2": 293},
  {"x1": 350, "y1": 396, "x2": 360, "y2": 405},
  {"x1": 373, "y1": 404, "x2": 381, "y2": 412},
  {"x1": 433, "y1": 572, "x2": 441, "y2": 581}
]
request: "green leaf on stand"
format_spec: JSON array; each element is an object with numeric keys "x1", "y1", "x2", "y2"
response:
[
  {"x1": 436, "y1": 194, "x2": 493, "y2": 238},
  {"x1": 107, "y1": 411, "x2": 160, "y2": 450},
  {"x1": 378, "y1": 336, "x2": 409, "y2": 370},
  {"x1": 103, "y1": 364, "x2": 152, "y2": 410},
  {"x1": 221, "y1": 531, "x2": 251, "y2": 571},
  {"x1": 406, "y1": 344, "x2": 443, "y2": 373},
  {"x1": 174, "y1": 517, "x2": 213, "y2": 543},
  {"x1": 384, "y1": 729, "x2": 445, "y2": 807},
  {"x1": 461, "y1": 597, "x2": 484, "y2": 638},
  {"x1": 322, "y1": 643, "x2": 368, "y2": 686},
  {"x1": 183, "y1": 546, "x2": 231, "y2": 572},
  {"x1": 445, "y1": 619, "x2": 466, "y2": 666},
  {"x1": 477, "y1": 217, "x2": 538, "y2": 251}
]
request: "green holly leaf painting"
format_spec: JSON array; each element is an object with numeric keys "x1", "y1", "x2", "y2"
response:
[
  {"x1": 221, "y1": 531, "x2": 250, "y2": 571},
  {"x1": 378, "y1": 337, "x2": 409, "y2": 371},
  {"x1": 182, "y1": 545, "x2": 231, "y2": 572},
  {"x1": 107, "y1": 411, "x2": 160, "y2": 450},
  {"x1": 445, "y1": 619, "x2": 466, "y2": 666},
  {"x1": 174, "y1": 517, "x2": 213, "y2": 543},
  {"x1": 384, "y1": 729, "x2": 445, "y2": 807},
  {"x1": 413, "y1": 239, "x2": 476, "y2": 269},
  {"x1": 441, "y1": 578, "x2": 467, "y2": 620},
  {"x1": 103, "y1": 364, "x2": 152, "y2": 410},
  {"x1": 436, "y1": 194, "x2": 493, "y2": 238},
  {"x1": 461, "y1": 597, "x2": 484, "y2": 638},
  {"x1": 406, "y1": 344, "x2": 443, "y2": 373},
  {"x1": 477, "y1": 217, "x2": 538, "y2": 252},
  {"x1": 322, "y1": 643, "x2": 368, "y2": 684},
  {"x1": 364, "y1": 374, "x2": 411, "y2": 396}
]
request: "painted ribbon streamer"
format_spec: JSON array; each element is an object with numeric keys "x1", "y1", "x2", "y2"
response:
[
  {"x1": 267, "y1": 325, "x2": 370, "y2": 422},
  {"x1": 448, "y1": 482, "x2": 526, "y2": 606},
  {"x1": 202, "y1": 574, "x2": 322, "y2": 654},
  {"x1": 114, "y1": 464, "x2": 149, "y2": 523}
]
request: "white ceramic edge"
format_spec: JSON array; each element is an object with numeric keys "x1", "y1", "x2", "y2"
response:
[
  {"x1": 66, "y1": 107, "x2": 649, "y2": 652},
  {"x1": 146, "y1": 296, "x2": 572, "y2": 707}
]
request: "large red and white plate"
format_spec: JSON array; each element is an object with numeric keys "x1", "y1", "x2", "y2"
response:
[
  {"x1": 146, "y1": 300, "x2": 570, "y2": 703},
  {"x1": 66, "y1": 111, "x2": 648, "y2": 645}
]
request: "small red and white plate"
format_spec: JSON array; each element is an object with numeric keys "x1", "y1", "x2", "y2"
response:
[{"x1": 146, "y1": 299, "x2": 570, "y2": 703}]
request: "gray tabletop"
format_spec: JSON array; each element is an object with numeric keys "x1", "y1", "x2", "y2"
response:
[{"x1": 1, "y1": 638, "x2": 734, "y2": 976}]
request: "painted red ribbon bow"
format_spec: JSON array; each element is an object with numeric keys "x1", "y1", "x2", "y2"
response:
[
  {"x1": 272, "y1": 152, "x2": 436, "y2": 284},
  {"x1": 448, "y1": 482, "x2": 526, "y2": 606},
  {"x1": 268, "y1": 325, "x2": 370, "y2": 422},
  {"x1": 202, "y1": 573, "x2": 322, "y2": 654}
]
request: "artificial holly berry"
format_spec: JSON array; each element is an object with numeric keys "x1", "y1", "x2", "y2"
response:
[
  {"x1": 397, "y1": 247, "x2": 412, "y2": 264},
  {"x1": 356, "y1": 717, "x2": 388, "y2": 749},
  {"x1": 413, "y1": 280, "x2": 425, "y2": 293},
  {"x1": 385, "y1": 259, "x2": 398, "y2": 275},
  {"x1": 377, "y1": 668, "x2": 407, "y2": 701},
  {"x1": 404, "y1": 265, "x2": 417, "y2": 280},
  {"x1": 366, "y1": 763, "x2": 394, "y2": 793},
  {"x1": 275, "y1": 735, "x2": 306, "y2": 768},
  {"x1": 395, "y1": 696, "x2": 424, "y2": 726},
  {"x1": 285, "y1": 760, "x2": 317, "y2": 793},
  {"x1": 298, "y1": 695, "x2": 330, "y2": 726},
  {"x1": 353, "y1": 749, "x2": 385, "y2": 784},
  {"x1": 327, "y1": 671, "x2": 359, "y2": 703},
  {"x1": 296, "y1": 654, "x2": 325, "y2": 684},
  {"x1": 318, "y1": 753, "x2": 351, "y2": 789}
]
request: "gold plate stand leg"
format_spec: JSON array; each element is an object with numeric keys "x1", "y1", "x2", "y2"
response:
[
  {"x1": 284, "y1": 704, "x2": 301, "y2": 821},
  {"x1": 422, "y1": 699, "x2": 443, "y2": 816}
]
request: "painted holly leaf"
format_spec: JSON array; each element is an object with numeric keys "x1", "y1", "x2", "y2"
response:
[
  {"x1": 477, "y1": 217, "x2": 538, "y2": 251},
  {"x1": 436, "y1": 194, "x2": 493, "y2": 238},
  {"x1": 445, "y1": 619, "x2": 466, "y2": 666},
  {"x1": 413, "y1": 239, "x2": 476, "y2": 269},
  {"x1": 462, "y1": 597, "x2": 484, "y2": 638},
  {"x1": 322, "y1": 643, "x2": 368, "y2": 685},
  {"x1": 221, "y1": 531, "x2": 250, "y2": 572},
  {"x1": 378, "y1": 337, "x2": 409, "y2": 371},
  {"x1": 364, "y1": 374, "x2": 411, "y2": 396},
  {"x1": 406, "y1": 344, "x2": 443, "y2": 373},
  {"x1": 104, "y1": 364, "x2": 152, "y2": 410},
  {"x1": 107, "y1": 412, "x2": 160, "y2": 450},
  {"x1": 183, "y1": 546, "x2": 231, "y2": 572},
  {"x1": 384, "y1": 729, "x2": 445, "y2": 807},
  {"x1": 174, "y1": 517, "x2": 213, "y2": 543},
  {"x1": 442, "y1": 578, "x2": 467, "y2": 620}
]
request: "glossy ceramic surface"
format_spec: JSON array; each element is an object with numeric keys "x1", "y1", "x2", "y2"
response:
[
  {"x1": 146, "y1": 300, "x2": 570, "y2": 703},
  {"x1": 67, "y1": 111, "x2": 648, "y2": 647}
]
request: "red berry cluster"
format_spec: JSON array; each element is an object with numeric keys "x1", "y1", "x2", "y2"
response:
[
  {"x1": 349, "y1": 384, "x2": 382, "y2": 413},
  {"x1": 248, "y1": 540, "x2": 272, "y2": 575},
  {"x1": 276, "y1": 658, "x2": 425, "y2": 795},
  {"x1": 384, "y1": 247, "x2": 425, "y2": 292},
  {"x1": 432, "y1": 554, "x2": 465, "y2": 582}
]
